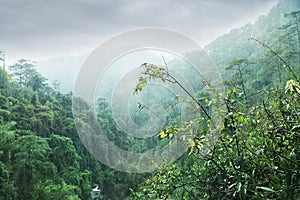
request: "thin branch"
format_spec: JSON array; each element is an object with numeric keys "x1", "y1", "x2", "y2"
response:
[
  {"x1": 250, "y1": 37, "x2": 298, "y2": 80},
  {"x1": 166, "y1": 72, "x2": 211, "y2": 121},
  {"x1": 237, "y1": 64, "x2": 248, "y2": 103},
  {"x1": 161, "y1": 55, "x2": 169, "y2": 73}
]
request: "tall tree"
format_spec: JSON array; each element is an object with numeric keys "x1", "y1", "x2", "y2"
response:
[{"x1": 282, "y1": 11, "x2": 300, "y2": 72}]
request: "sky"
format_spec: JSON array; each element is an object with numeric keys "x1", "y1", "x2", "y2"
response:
[{"x1": 0, "y1": 0, "x2": 280, "y2": 65}]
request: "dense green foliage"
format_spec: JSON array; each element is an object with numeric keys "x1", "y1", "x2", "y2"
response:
[
  {"x1": 0, "y1": 61, "x2": 146, "y2": 199},
  {"x1": 1, "y1": 0, "x2": 300, "y2": 199},
  {"x1": 130, "y1": 1, "x2": 300, "y2": 199}
]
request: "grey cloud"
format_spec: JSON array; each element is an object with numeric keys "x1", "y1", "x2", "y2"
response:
[{"x1": 0, "y1": 0, "x2": 279, "y2": 63}]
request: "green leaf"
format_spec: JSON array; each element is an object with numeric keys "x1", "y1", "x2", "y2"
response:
[
  {"x1": 256, "y1": 186, "x2": 275, "y2": 192},
  {"x1": 285, "y1": 80, "x2": 300, "y2": 94},
  {"x1": 236, "y1": 182, "x2": 242, "y2": 193},
  {"x1": 205, "y1": 98, "x2": 209, "y2": 103},
  {"x1": 232, "y1": 86, "x2": 236, "y2": 93}
]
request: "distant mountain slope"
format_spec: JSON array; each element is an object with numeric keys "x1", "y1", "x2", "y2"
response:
[
  {"x1": 37, "y1": 53, "x2": 89, "y2": 93},
  {"x1": 205, "y1": 0, "x2": 300, "y2": 73}
]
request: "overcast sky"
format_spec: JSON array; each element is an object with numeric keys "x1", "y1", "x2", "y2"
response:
[{"x1": 0, "y1": 0, "x2": 279, "y2": 64}]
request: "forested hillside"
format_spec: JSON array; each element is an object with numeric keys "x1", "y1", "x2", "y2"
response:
[
  {"x1": 0, "y1": 59, "x2": 149, "y2": 199},
  {"x1": 0, "y1": 0, "x2": 300, "y2": 199}
]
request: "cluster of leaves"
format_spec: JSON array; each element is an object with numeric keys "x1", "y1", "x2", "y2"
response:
[
  {"x1": 158, "y1": 126, "x2": 179, "y2": 140},
  {"x1": 134, "y1": 63, "x2": 169, "y2": 94}
]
